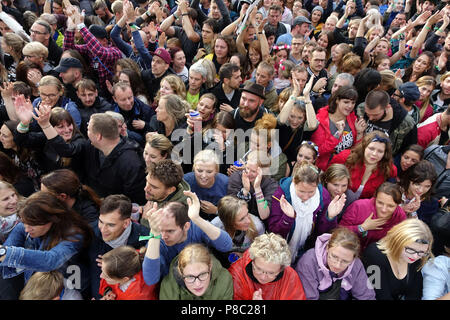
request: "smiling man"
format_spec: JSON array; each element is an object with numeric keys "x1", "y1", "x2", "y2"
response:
[{"x1": 88, "y1": 194, "x2": 149, "y2": 299}]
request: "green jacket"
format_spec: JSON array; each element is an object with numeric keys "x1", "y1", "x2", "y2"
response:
[
  {"x1": 159, "y1": 253, "x2": 234, "y2": 300},
  {"x1": 140, "y1": 179, "x2": 190, "y2": 228}
]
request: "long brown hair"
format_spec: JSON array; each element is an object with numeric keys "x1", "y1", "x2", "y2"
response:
[
  {"x1": 217, "y1": 195, "x2": 258, "y2": 240},
  {"x1": 40, "y1": 169, "x2": 102, "y2": 208},
  {"x1": 18, "y1": 191, "x2": 92, "y2": 250},
  {"x1": 345, "y1": 131, "x2": 393, "y2": 181}
]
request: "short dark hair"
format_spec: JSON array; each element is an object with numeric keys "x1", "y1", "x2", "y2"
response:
[
  {"x1": 269, "y1": 4, "x2": 282, "y2": 13},
  {"x1": 328, "y1": 86, "x2": 358, "y2": 114},
  {"x1": 219, "y1": 62, "x2": 240, "y2": 82},
  {"x1": 163, "y1": 202, "x2": 190, "y2": 228},
  {"x1": 203, "y1": 18, "x2": 220, "y2": 34},
  {"x1": 365, "y1": 89, "x2": 390, "y2": 110},
  {"x1": 90, "y1": 113, "x2": 120, "y2": 139},
  {"x1": 100, "y1": 194, "x2": 132, "y2": 219},
  {"x1": 13, "y1": 81, "x2": 32, "y2": 99},
  {"x1": 147, "y1": 159, "x2": 183, "y2": 189},
  {"x1": 399, "y1": 160, "x2": 437, "y2": 200}
]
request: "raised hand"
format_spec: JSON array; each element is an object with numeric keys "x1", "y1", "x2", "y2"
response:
[
  {"x1": 158, "y1": 32, "x2": 166, "y2": 48},
  {"x1": 280, "y1": 194, "x2": 295, "y2": 218},
  {"x1": 302, "y1": 75, "x2": 314, "y2": 98},
  {"x1": 184, "y1": 190, "x2": 201, "y2": 221},
  {"x1": 33, "y1": 104, "x2": 52, "y2": 128},
  {"x1": 355, "y1": 117, "x2": 367, "y2": 135},
  {"x1": 0, "y1": 82, "x2": 14, "y2": 97},
  {"x1": 413, "y1": 10, "x2": 432, "y2": 26},
  {"x1": 241, "y1": 169, "x2": 251, "y2": 194},
  {"x1": 253, "y1": 167, "x2": 263, "y2": 190},
  {"x1": 327, "y1": 194, "x2": 347, "y2": 219},
  {"x1": 312, "y1": 77, "x2": 327, "y2": 94},
  {"x1": 253, "y1": 288, "x2": 263, "y2": 300},
  {"x1": 146, "y1": 204, "x2": 163, "y2": 235},
  {"x1": 14, "y1": 94, "x2": 34, "y2": 125}
]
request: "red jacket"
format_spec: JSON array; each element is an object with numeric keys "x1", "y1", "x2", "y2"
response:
[
  {"x1": 348, "y1": 162, "x2": 397, "y2": 199},
  {"x1": 417, "y1": 113, "x2": 443, "y2": 148},
  {"x1": 99, "y1": 271, "x2": 158, "y2": 300},
  {"x1": 228, "y1": 250, "x2": 306, "y2": 300},
  {"x1": 311, "y1": 106, "x2": 359, "y2": 171}
]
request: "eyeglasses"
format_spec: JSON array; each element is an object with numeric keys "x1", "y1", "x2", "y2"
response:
[
  {"x1": 23, "y1": 55, "x2": 38, "y2": 59},
  {"x1": 251, "y1": 261, "x2": 281, "y2": 278},
  {"x1": 405, "y1": 247, "x2": 429, "y2": 257},
  {"x1": 392, "y1": 93, "x2": 403, "y2": 98},
  {"x1": 30, "y1": 29, "x2": 48, "y2": 35},
  {"x1": 40, "y1": 92, "x2": 59, "y2": 99},
  {"x1": 183, "y1": 271, "x2": 210, "y2": 284},
  {"x1": 327, "y1": 252, "x2": 352, "y2": 266}
]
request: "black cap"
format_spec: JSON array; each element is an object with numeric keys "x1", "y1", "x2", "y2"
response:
[
  {"x1": 89, "y1": 24, "x2": 108, "y2": 39},
  {"x1": 54, "y1": 57, "x2": 83, "y2": 73},
  {"x1": 240, "y1": 82, "x2": 265, "y2": 100}
]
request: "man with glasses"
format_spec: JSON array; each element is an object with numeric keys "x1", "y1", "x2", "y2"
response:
[
  {"x1": 229, "y1": 233, "x2": 306, "y2": 300},
  {"x1": 357, "y1": 89, "x2": 417, "y2": 157},
  {"x1": 29, "y1": 19, "x2": 62, "y2": 68},
  {"x1": 307, "y1": 46, "x2": 330, "y2": 110}
]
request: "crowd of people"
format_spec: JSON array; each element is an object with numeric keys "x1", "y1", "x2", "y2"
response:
[{"x1": 0, "y1": 0, "x2": 448, "y2": 301}]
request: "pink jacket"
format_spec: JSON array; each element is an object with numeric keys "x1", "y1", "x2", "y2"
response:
[{"x1": 339, "y1": 198, "x2": 406, "y2": 252}]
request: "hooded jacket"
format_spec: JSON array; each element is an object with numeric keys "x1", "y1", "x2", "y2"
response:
[
  {"x1": 78, "y1": 96, "x2": 114, "y2": 136},
  {"x1": 311, "y1": 106, "x2": 359, "y2": 171},
  {"x1": 339, "y1": 198, "x2": 406, "y2": 252},
  {"x1": 49, "y1": 136, "x2": 147, "y2": 204},
  {"x1": 295, "y1": 233, "x2": 376, "y2": 300},
  {"x1": 228, "y1": 250, "x2": 306, "y2": 300},
  {"x1": 159, "y1": 253, "x2": 233, "y2": 300}
]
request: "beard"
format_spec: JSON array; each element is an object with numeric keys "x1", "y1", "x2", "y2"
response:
[{"x1": 239, "y1": 105, "x2": 259, "y2": 119}]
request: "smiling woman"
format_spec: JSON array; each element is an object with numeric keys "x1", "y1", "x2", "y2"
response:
[
  {"x1": 362, "y1": 219, "x2": 434, "y2": 300},
  {"x1": 159, "y1": 243, "x2": 233, "y2": 300}
]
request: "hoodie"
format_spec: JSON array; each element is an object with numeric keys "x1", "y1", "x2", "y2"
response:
[
  {"x1": 159, "y1": 253, "x2": 234, "y2": 300},
  {"x1": 295, "y1": 233, "x2": 376, "y2": 300}
]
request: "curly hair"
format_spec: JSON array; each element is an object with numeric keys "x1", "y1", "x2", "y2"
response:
[
  {"x1": 249, "y1": 233, "x2": 291, "y2": 267},
  {"x1": 147, "y1": 159, "x2": 183, "y2": 188}
]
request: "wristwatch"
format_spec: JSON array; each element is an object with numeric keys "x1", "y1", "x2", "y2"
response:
[
  {"x1": 0, "y1": 245, "x2": 7, "y2": 258},
  {"x1": 358, "y1": 225, "x2": 368, "y2": 237}
]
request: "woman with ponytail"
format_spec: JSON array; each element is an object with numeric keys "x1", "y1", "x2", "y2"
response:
[{"x1": 41, "y1": 169, "x2": 102, "y2": 226}]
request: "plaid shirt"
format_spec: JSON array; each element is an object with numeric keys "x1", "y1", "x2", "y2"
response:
[{"x1": 63, "y1": 27, "x2": 123, "y2": 90}]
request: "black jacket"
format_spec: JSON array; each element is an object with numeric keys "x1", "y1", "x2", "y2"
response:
[
  {"x1": 88, "y1": 222, "x2": 149, "y2": 299},
  {"x1": 78, "y1": 97, "x2": 114, "y2": 136},
  {"x1": 48, "y1": 136, "x2": 147, "y2": 204},
  {"x1": 208, "y1": 82, "x2": 242, "y2": 111}
]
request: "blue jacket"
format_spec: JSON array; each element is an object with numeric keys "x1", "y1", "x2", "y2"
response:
[
  {"x1": 32, "y1": 96, "x2": 81, "y2": 128},
  {"x1": 0, "y1": 223, "x2": 85, "y2": 283}
]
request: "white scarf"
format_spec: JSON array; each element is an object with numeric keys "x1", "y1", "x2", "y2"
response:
[
  {"x1": 105, "y1": 223, "x2": 132, "y2": 249},
  {"x1": 288, "y1": 183, "x2": 320, "y2": 263}
]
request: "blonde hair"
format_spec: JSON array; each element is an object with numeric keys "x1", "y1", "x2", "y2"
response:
[
  {"x1": 155, "y1": 74, "x2": 187, "y2": 103},
  {"x1": 146, "y1": 133, "x2": 173, "y2": 158},
  {"x1": 416, "y1": 76, "x2": 436, "y2": 121},
  {"x1": 193, "y1": 149, "x2": 220, "y2": 172},
  {"x1": 111, "y1": 0, "x2": 123, "y2": 13},
  {"x1": 19, "y1": 271, "x2": 64, "y2": 300},
  {"x1": 321, "y1": 163, "x2": 350, "y2": 187},
  {"x1": 253, "y1": 113, "x2": 277, "y2": 146},
  {"x1": 22, "y1": 41, "x2": 48, "y2": 59},
  {"x1": 39, "y1": 75, "x2": 64, "y2": 93},
  {"x1": 377, "y1": 219, "x2": 434, "y2": 270},
  {"x1": 249, "y1": 233, "x2": 291, "y2": 267},
  {"x1": 217, "y1": 195, "x2": 258, "y2": 240},
  {"x1": 3, "y1": 33, "x2": 26, "y2": 56},
  {"x1": 159, "y1": 94, "x2": 190, "y2": 125},
  {"x1": 177, "y1": 243, "x2": 212, "y2": 275}
]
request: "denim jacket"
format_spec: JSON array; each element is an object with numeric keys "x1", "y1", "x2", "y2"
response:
[{"x1": 0, "y1": 223, "x2": 84, "y2": 283}]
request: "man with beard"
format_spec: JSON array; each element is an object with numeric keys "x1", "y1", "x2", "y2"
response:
[{"x1": 230, "y1": 82, "x2": 269, "y2": 131}]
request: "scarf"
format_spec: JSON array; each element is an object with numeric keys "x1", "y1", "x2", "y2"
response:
[
  {"x1": 288, "y1": 183, "x2": 320, "y2": 263},
  {"x1": 0, "y1": 213, "x2": 19, "y2": 242},
  {"x1": 105, "y1": 223, "x2": 132, "y2": 249}
]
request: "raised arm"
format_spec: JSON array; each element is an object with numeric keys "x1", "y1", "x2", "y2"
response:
[
  {"x1": 179, "y1": 0, "x2": 200, "y2": 43},
  {"x1": 410, "y1": 10, "x2": 442, "y2": 59},
  {"x1": 159, "y1": 4, "x2": 179, "y2": 37}
]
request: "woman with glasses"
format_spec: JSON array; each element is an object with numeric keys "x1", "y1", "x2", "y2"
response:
[
  {"x1": 22, "y1": 41, "x2": 53, "y2": 74},
  {"x1": 159, "y1": 243, "x2": 233, "y2": 300},
  {"x1": 32, "y1": 75, "x2": 81, "y2": 128},
  {"x1": 339, "y1": 182, "x2": 406, "y2": 252},
  {"x1": 98, "y1": 246, "x2": 158, "y2": 300},
  {"x1": 362, "y1": 218, "x2": 434, "y2": 300},
  {"x1": 296, "y1": 227, "x2": 376, "y2": 300},
  {"x1": 229, "y1": 232, "x2": 306, "y2": 300},
  {"x1": 345, "y1": 131, "x2": 397, "y2": 199},
  {"x1": 311, "y1": 86, "x2": 365, "y2": 172}
]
